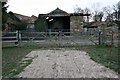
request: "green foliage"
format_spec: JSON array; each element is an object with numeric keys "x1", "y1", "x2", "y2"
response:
[
  {"x1": 2, "y1": 11, "x2": 9, "y2": 24},
  {"x1": 2, "y1": 2, "x2": 27, "y2": 31},
  {"x1": 8, "y1": 11, "x2": 28, "y2": 30},
  {"x1": 15, "y1": 21, "x2": 27, "y2": 30},
  {"x1": 34, "y1": 15, "x2": 48, "y2": 32},
  {"x1": 2, "y1": 2, "x2": 9, "y2": 24}
]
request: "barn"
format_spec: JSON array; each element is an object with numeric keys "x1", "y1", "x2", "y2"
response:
[{"x1": 38, "y1": 8, "x2": 90, "y2": 32}]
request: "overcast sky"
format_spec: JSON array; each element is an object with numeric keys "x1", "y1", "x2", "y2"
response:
[{"x1": 7, "y1": 0, "x2": 119, "y2": 17}]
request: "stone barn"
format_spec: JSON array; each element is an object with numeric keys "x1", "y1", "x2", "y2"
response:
[{"x1": 39, "y1": 8, "x2": 90, "y2": 32}]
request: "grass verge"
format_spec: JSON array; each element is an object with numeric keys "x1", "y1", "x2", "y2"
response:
[
  {"x1": 79, "y1": 45, "x2": 119, "y2": 74},
  {"x1": 5, "y1": 59, "x2": 32, "y2": 78},
  {"x1": 2, "y1": 44, "x2": 32, "y2": 77}
]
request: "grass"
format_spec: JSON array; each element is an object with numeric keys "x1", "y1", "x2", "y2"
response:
[
  {"x1": 2, "y1": 42, "x2": 61, "y2": 77},
  {"x1": 5, "y1": 59, "x2": 32, "y2": 78},
  {"x1": 2, "y1": 44, "x2": 32, "y2": 77},
  {"x1": 2, "y1": 42, "x2": 119, "y2": 77},
  {"x1": 79, "y1": 45, "x2": 119, "y2": 74}
]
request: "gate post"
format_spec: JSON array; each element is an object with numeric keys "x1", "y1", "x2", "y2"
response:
[
  {"x1": 18, "y1": 31, "x2": 21, "y2": 41},
  {"x1": 101, "y1": 24, "x2": 107, "y2": 45},
  {"x1": 49, "y1": 29, "x2": 51, "y2": 40}
]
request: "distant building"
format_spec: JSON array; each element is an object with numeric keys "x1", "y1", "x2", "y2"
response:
[
  {"x1": 3, "y1": 13, "x2": 17, "y2": 32},
  {"x1": 3, "y1": 13, "x2": 37, "y2": 32},
  {"x1": 14, "y1": 13, "x2": 37, "y2": 31},
  {"x1": 28, "y1": 15, "x2": 37, "y2": 29}
]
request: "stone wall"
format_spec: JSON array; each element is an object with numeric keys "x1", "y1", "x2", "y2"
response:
[{"x1": 70, "y1": 16, "x2": 83, "y2": 32}]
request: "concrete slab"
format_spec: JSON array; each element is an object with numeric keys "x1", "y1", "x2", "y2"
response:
[{"x1": 16, "y1": 49, "x2": 118, "y2": 78}]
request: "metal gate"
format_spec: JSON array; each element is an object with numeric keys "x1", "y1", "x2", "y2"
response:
[{"x1": 19, "y1": 31, "x2": 100, "y2": 46}]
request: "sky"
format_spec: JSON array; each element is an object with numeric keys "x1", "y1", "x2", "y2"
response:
[{"x1": 7, "y1": 0, "x2": 119, "y2": 17}]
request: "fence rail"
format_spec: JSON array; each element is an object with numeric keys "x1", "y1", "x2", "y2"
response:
[{"x1": 2, "y1": 31, "x2": 18, "y2": 47}]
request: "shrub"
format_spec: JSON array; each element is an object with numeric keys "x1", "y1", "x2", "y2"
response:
[{"x1": 34, "y1": 15, "x2": 48, "y2": 32}]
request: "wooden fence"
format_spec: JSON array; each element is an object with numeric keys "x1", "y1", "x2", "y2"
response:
[{"x1": 2, "y1": 31, "x2": 19, "y2": 47}]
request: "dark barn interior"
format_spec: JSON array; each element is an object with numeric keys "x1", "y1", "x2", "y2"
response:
[{"x1": 47, "y1": 16, "x2": 70, "y2": 32}]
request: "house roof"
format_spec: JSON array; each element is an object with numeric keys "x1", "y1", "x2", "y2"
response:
[
  {"x1": 6, "y1": 17, "x2": 16, "y2": 24},
  {"x1": 28, "y1": 15, "x2": 37, "y2": 23},
  {"x1": 31, "y1": 15, "x2": 37, "y2": 19},
  {"x1": 14, "y1": 13, "x2": 37, "y2": 23},
  {"x1": 14, "y1": 13, "x2": 31, "y2": 21},
  {"x1": 6, "y1": 12, "x2": 21, "y2": 24}
]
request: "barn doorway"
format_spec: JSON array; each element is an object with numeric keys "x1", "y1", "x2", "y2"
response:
[{"x1": 47, "y1": 16, "x2": 70, "y2": 32}]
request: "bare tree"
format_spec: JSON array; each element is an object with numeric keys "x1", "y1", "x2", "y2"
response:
[
  {"x1": 91, "y1": 3, "x2": 104, "y2": 22},
  {"x1": 83, "y1": 8, "x2": 91, "y2": 14},
  {"x1": 74, "y1": 5, "x2": 83, "y2": 13},
  {"x1": 83, "y1": 8, "x2": 92, "y2": 22},
  {"x1": 113, "y1": 1, "x2": 120, "y2": 20},
  {"x1": 113, "y1": 1, "x2": 120, "y2": 30},
  {"x1": 93, "y1": 12, "x2": 104, "y2": 22},
  {"x1": 102, "y1": 6, "x2": 113, "y2": 21}
]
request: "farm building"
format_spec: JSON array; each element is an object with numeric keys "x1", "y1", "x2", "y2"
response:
[
  {"x1": 2, "y1": 12, "x2": 37, "y2": 32},
  {"x1": 38, "y1": 8, "x2": 90, "y2": 32},
  {"x1": 3, "y1": 8, "x2": 90, "y2": 32}
]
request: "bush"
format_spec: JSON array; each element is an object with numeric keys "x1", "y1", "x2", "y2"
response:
[
  {"x1": 15, "y1": 21, "x2": 27, "y2": 30},
  {"x1": 2, "y1": 2, "x2": 9, "y2": 24},
  {"x1": 9, "y1": 12, "x2": 28, "y2": 30},
  {"x1": 34, "y1": 15, "x2": 48, "y2": 32}
]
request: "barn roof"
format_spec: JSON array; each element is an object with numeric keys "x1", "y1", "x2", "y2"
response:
[
  {"x1": 48, "y1": 8, "x2": 70, "y2": 16},
  {"x1": 39, "y1": 8, "x2": 90, "y2": 17}
]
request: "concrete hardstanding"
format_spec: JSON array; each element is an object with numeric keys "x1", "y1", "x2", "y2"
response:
[{"x1": 16, "y1": 49, "x2": 118, "y2": 78}]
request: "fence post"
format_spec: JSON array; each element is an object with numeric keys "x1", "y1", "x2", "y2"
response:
[
  {"x1": 15, "y1": 30, "x2": 19, "y2": 45},
  {"x1": 98, "y1": 31, "x2": 101, "y2": 45},
  {"x1": 49, "y1": 29, "x2": 51, "y2": 41}
]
